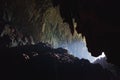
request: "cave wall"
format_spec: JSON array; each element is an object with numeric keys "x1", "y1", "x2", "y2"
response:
[
  {"x1": 0, "y1": 0, "x2": 82, "y2": 46},
  {"x1": 1, "y1": 0, "x2": 120, "y2": 65},
  {"x1": 0, "y1": 0, "x2": 52, "y2": 42},
  {"x1": 52, "y1": 0, "x2": 120, "y2": 66}
]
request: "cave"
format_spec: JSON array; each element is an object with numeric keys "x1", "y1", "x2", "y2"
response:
[{"x1": 0, "y1": 0, "x2": 120, "y2": 80}]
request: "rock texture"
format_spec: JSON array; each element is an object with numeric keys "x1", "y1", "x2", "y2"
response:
[
  {"x1": 52, "y1": 0, "x2": 120, "y2": 66},
  {"x1": 0, "y1": 0, "x2": 120, "y2": 73},
  {"x1": 0, "y1": 42, "x2": 119, "y2": 80},
  {"x1": 0, "y1": 0, "x2": 82, "y2": 47}
]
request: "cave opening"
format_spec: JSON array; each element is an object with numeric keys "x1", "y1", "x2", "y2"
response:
[
  {"x1": 1, "y1": 0, "x2": 120, "y2": 80},
  {"x1": 56, "y1": 37, "x2": 106, "y2": 63}
]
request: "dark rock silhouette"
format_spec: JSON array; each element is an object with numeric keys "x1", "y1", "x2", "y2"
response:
[
  {"x1": 0, "y1": 0, "x2": 120, "y2": 80},
  {"x1": 52, "y1": 0, "x2": 120, "y2": 66},
  {"x1": 0, "y1": 42, "x2": 119, "y2": 80},
  {"x1": 1, "y1": 0, "x2": 120, "y2": 66},
  {"x1": 0, "y1": 23, "x2": 119, "y2": 79}
]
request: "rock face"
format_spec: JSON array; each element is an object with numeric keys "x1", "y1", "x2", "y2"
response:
[
  {"x1": 0, "y1": 0, "x2": 120, "y2": 77},
  {"x1": 52, "y1": 0, "x2": 120, "y2": 66},
  {"x1": 0, "y1": 0, "x2": 82, "y2": 47},
  {"x1": 0, "y1": 0, "x2": 52, "y2": 42},
  {"x1": 0, "y1": 21, "x2": 119, "y2": 79},
  {"x1": 0, "y1": 42, "x2": 119, "y2": 80}
]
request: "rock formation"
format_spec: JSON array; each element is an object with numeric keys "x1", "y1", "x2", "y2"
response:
[
  {"x1": 0, "y1": 0, "x2": 120, "y2": 79},
  {"x1": 52, "y1": 0, "x2": 120, "y2": 66}
]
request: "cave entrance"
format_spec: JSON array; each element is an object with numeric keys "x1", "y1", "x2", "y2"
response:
[{"x1": 58, "y1": 40, "x2": 106, "y2": 63}]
